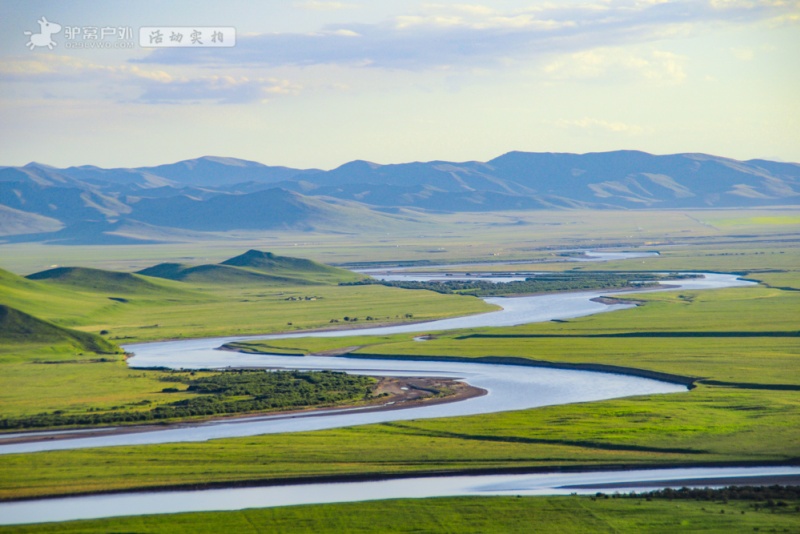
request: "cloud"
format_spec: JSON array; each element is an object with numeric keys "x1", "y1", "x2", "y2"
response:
[
  {"x1": 134, "y1": 0, "x2": 796, "y2": 70},
  {"x1": 137, "y1": 76, "x2": 299, "y2": 104},
  {"x1": 0, "y1": 55, "x2": 170, "y2": 82},
  {"x1": 543, "y1": 49, "x2": 687, "y2": 84},
  {"x1": 0, "y1": 56, "x2": 299, "y2": 104}
]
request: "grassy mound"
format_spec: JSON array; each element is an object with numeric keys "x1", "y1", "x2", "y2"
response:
[
  {"x1": 0, "y1": 267, "x2": 45, "y2": 293},
  {"x1": 0, "y1": 304, "x2": 118, "y2": 354},
  {"x1": 0, "y1": 267, "x2": 111, "y2": 326},
  {"x1": 26, "y1": 267, "x2": 172, "y2": 294},
  {"x1": 222, "y1": 249, "x2": 354, "y2": 278},
  {"x1": 139, "y1": 250, "x2": 362, "y2": 285},
  {"x1": 136, "y1": 262, "x2": 315, "y2": 285}
]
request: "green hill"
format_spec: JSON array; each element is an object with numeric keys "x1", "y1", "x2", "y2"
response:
[
  {"x1": 0, "y1": 266, "x2": 48, "y2": 295},
  {"x1": 0, "y1": 267, "x2": 105, "y2": 323},
  {"x1": 139, "y1": 251, "x2": 362, "y2": 285},
  {"x1": 0, "y1": 266, "x2": 203, "y2": 331},
  {"x1": 26, "y1": 266, "x2": 175, "y2": 294},
  {"x1": 0, "y1": 304, "x2": 119, "y2": 354},
  {"x1": 136, "y1": 262, "x2": 312, "y2": 285},
  {"x1": 221, "y1": 250, "x2": 362, "y2": 283}
]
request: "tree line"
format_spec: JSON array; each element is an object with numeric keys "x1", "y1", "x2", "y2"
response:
[
  {"x1": 0, "y1": 370, "x2": 375, "y2": 430},
  {"x1": 595, "y1": 484, "x2": 800, "y2": 506},
  {"x1": 342, "y1": 272, "x2": 699, "y2": 297}
]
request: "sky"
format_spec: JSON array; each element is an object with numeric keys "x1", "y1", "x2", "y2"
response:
[{"x1": 0, "y1": 0, "x2": 798, "y2": 169}]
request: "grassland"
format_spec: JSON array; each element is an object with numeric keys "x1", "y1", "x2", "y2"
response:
[
  {"x1": 1, "y1": 370, "x2": 377, "y2": 430},
  {"x1": 1, "y1": 208, "x2": 797, "y2": 274},
  {"x1": 0, "y1": 267, "x2": 493, "y2": 343},
  {"x1": 1, "y1": 265, "x2": 797, "y2": 501},
  {"x1": 0, "y1": 251, "x2": 494, "y2": 421},
  {"x1": 0, "y1": 210, "x2": 797, "y2": 529},
  {"x1": 4, "y1": 494, "x2": 800, "y2": 533},
  {"x1": 227, "y1": 278, "x2": 800, "y2": 386}
]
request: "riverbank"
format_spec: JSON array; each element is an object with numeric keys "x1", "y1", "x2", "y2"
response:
[
  {"x1": 223, "y1": 340, "x2": 697, "y2": 387},
  {"x1": 2, "y1": 461, "x2": 798, "y2": 504},
  {"x1": 0, "y1": 376, "x2": 485, "y2": 447},
  {"x1": 348, "y1": 353, "x2": 698, "y2": 387},
  {"x1": 5, "y1": 489, "x2": 799, "y2": 533}
]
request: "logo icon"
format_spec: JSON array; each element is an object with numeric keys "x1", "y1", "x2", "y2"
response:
[{"x1": 24, "y1": 17, "x2": 62, "y2": 50}]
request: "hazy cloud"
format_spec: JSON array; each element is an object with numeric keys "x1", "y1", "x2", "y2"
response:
[
  {"x1": 135, "y1": 0, "x2": 795, "y2": 70},
  {"x1": 0, "y1": 56, "x2": 298, "y2": 104},
  {"x1": 137, "y1": 76, "x2": 299, "y2": 104},
  {"x1": 543, "y1": 49, "x2": 687, "y2": 84}
]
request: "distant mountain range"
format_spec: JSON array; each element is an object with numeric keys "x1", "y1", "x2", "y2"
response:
[{"x1": 1, "y1": 151, "x2": 797, "y2": 244}]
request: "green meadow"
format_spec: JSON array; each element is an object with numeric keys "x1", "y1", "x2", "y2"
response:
[
  {"x1": 0, "y1": 254, "x2": 494, "y2": 342},
  {"x1": 1, "y1": 261, "x2": 797, "y2": 500},
  {"x1": 4, "y1": 494, "x2": 800, "y2": 533},
  {"x1": 0, "y1": 252, "x2": 493, "y2": 421},
  {"x1": 2, "y1": 208, "x2": 797, "y2": 274},
  {"x1": 0, "y1": 209, "x2": 797, "y2": 531}
]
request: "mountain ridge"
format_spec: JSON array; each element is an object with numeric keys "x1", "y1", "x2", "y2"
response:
[{"x1": 1, "y1": 151, "x2": 797, "y2": 244}]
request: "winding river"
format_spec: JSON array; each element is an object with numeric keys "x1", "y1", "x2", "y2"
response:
[
  {"x1": 0, "y1": 272, "x2": 750, "y2": 455},
  {"x1": 2, "y1": 258, "x2": 781, "y2": 525}
]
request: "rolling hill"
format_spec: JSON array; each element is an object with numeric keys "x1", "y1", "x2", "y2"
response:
[
  {"x1": 221, "y1": 249, "x2": 358, "y2": 281},
  {"x1": 0, "y1": 267, "x2": 89, "y2": 319},
  {"x1": 0, "y1": 304, "x2": 119, "y2": 354},
  {"x1": 1, "y1": 252, "x2": 357, "y2": 328},
  {"x1": 0, "y1": 265, "x2": 199, "y2": 329},
  {"x1": 26, "y1": 267, "x2": 181, "y2": 294},
  {"x1": 135, "y1": 263, "x2": 308, "y2": 285},
  {"x1": 138, "y1": 250, "x2": 362, "y2": 285}
]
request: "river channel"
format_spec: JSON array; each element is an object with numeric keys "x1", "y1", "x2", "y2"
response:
[
  {"x1": 3, "y1": 466, "x2": 800, "y2": 525},
  {"x1": 2, "y1": 256, "x2": 778, "y2": 525}
]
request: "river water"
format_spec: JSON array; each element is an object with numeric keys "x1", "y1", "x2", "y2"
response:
[{"x1": 2, "y1": 466, "x2": 799, "y2": 525}]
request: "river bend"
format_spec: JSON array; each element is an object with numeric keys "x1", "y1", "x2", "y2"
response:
[{"x1": 0, "y1": 273, "x2": 753, "y2": 455}]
